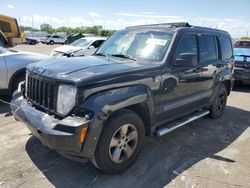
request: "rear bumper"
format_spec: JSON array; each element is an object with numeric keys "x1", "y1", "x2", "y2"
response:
[
  {"x1": 11, "y1": 91, "x2": 90, "y2": 158},
  {"x1": 234, "y1": 68, "x2": 250, "y2": 83}
]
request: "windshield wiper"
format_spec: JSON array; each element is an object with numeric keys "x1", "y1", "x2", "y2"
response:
[{"x1": 110, "y1": 54, "x2": 137, "y2": 61}]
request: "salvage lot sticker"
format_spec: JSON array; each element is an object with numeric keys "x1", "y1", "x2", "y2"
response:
[{"x1": 146, "y1": 38, "x2": 168, "y2": 46}]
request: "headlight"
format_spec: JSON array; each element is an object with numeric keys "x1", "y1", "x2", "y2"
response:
[{"x1": 57, "y1": 84, "x2": 77, "y2": 115}]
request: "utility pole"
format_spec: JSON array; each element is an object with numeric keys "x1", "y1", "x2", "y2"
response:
[{"x1": 31, "y1": 14, "x2": 34, "y2": 31}]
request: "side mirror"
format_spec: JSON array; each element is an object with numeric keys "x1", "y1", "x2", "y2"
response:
[
  {"x1": 88, "y1": 45, "x2": 95, "y2": 49},
  {"x1": 174, "y1": 53, "x2": 197, "y2": 67}
]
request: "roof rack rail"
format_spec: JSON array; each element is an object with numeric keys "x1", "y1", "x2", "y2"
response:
[{"x1": 126, "y1": 22, "x2": 191, "y2": 29}]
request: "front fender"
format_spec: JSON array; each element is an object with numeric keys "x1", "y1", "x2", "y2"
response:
[{"x1": 79, "y1": 85, "x2": 150, "y2": 157}]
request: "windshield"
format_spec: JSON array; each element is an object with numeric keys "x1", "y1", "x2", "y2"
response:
[
  {"x1": 70, "y1": 38, "x2": 91, "y2": 47},
  {"x1": 96, "y1": 30, "x2": 172, "y2": 62}
]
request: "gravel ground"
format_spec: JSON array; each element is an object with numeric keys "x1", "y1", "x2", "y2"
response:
[
  {"x1": 11, "y1": 43, "x2": 62, "y2": 55},
  {"x1": 0, "y1": 44, "x2": 250, "y2": 188}
]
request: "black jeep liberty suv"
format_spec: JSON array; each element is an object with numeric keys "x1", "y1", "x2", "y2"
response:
[{"x1": 11, "y1": 23, "x2": 234, "y2": 174}]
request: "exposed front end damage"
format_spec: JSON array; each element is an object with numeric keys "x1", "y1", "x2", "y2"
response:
[{"x1": 10, "y1": 91, "x2": 90, "y2": 158}]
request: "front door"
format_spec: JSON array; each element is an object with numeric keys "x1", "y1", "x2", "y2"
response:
[{"x1": 155, "y1": 33, "x2": 215, "y2": 125}]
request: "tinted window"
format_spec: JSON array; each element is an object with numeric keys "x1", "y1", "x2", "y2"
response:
[
  {"x1": 219, "y1": 37, "x2": 233, "y2": 60},
  {"x1": 0, "y1": 21, "x2": 12, "y2": 32},
  {"x1": 239, "y1": 41, "x2": 250, "y2": 47},
  {"x1": 174, "y1": 34, "x2": 197, "y2": 66},
  {"x1": 53, "y1": 36, "x2": 59, "y2": 38},
  {"x1": 199, "y1": 35, "x2": 217, "y2": 63},
  {"x1": 91, "y1": 40, "x2": 105, "y2": 48}
]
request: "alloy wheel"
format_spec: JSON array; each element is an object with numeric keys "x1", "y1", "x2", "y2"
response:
[{"x1": 109, "y1": 123, "x2": 138, "y2": 164}]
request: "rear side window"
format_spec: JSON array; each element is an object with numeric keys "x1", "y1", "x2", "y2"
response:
[
  {"x1": 199, "y1": 35, "x2": 217, "y2": 63},
  {"x1": 219, "y1": 37, "x2": 233, "y2": 60}
]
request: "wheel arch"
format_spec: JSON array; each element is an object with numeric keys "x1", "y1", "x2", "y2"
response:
[
  {"x1": 8, "y1": 68, "x2": 26, "y2": 92},
  {"x1": 79, "y1": 85, "x2": 154, "y2": 157}
]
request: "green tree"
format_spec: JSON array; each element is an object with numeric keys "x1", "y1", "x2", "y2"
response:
[{"x1": 40, "y1": 23, "x2": 53, "y2": 32}]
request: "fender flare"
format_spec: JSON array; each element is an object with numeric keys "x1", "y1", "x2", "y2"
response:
[{"x1": 79, "y1": 85, "x2": 152, "y2": 157}]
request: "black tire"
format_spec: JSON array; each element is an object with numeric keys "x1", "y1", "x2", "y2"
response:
[
  {"x1": 209, "y1": 84, "x2": 228, "y2": 118},
  {"x1": 49, "y1": 40, "x2": 54, "y2": 45},
  {"x1": 11, "y1": 74, "x2": 25, "y2": 95},
  {"x1": 31, "y1": 40, "x2": 36, "y2": 45},
  {"x1": 93, "y1": 110, "x2": 145, "y2": 174}
]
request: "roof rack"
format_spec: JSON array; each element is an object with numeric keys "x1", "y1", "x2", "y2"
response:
[{"x1": 126, "y1": 22, "x2": 191, "y2": 29}]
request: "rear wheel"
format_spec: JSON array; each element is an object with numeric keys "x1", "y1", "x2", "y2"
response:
[
  {"x1": 209, "y1": 84, "x2": 228, "y2": 118},
  {"x1": 93, "y1": 110, "x2": 145, "y2": 174},
  {"x1": 49, "y1": 40, "x2": 54, "y2": 45}
]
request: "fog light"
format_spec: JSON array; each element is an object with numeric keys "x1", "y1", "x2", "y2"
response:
[{"x1": 80, "y1": 127, "x2": 88, "y2": 143}]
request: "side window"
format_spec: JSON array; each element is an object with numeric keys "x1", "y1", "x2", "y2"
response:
[
  {"x1": 91, "y1": 40, "x2": 104, "y2": 48},
  {"x1": 53, "y1": 36, "x2": 59, "y2": 38},
  {"x1": 219, "y1": 37, "x2": 233, "y2": 60},
  {"x1": 0, "y1": 21, "x2": 12, "y2": 32},
  {"x1": 199, "y1": 35, "x2": 217, "y2": 63},
  {"x1": 174, "y1": 34, "x2": 197, "y2": 67}
]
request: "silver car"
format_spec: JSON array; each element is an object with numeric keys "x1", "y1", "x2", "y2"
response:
[
  {"x1": 0, "y1": 46, "x2": 49, "y2": 95},
  {"x1": 50, "y1": 37, "x2": 106, "y2": 57}
]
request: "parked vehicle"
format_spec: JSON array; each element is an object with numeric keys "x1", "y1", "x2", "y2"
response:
[
  {"x1": 26, "y1": 37, "x2": 39, "y2": 45},
  {"x1": 50, "y1": 37, "x2": 106, "y2": 57},
  {"x1": 40, "y1": 35, "x2": 51, "y2": 44},
  {"x1": 11, "y1": 23, "x2": 234, "y2": 174},
  {"x1": 0, "y1": 46, "x2": 49, "y2": 95},
  {"x1": 44, "y1": 35, "x2": 66, "y2": 45},
  {"x1": 234, "y1": 47, "x2": 250, "y2": 85},
  {"x1": 0, "y1": 14, "x2": 26, "y2": 47},
  {"x1": 65, "y1": 33, "x2": 84, "y2": 44},
  {"x1": 234, "y1": 40, "x2": 250, "y2": 49}
]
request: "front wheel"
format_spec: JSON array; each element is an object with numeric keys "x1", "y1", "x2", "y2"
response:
[
  {"x1": 93, "y1": 110, "x2": 145, "y2": 174},
  {"x1": 209, "y1": 84, "x2": 228, "y2": 118}
]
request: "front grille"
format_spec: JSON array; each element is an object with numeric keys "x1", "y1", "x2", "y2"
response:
[{"x1": 26, "y1": 74, "x2": 58, "y2": 113}]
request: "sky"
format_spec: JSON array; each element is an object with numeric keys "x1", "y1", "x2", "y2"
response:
[{"x1": 1, "y1": 0, "x2": 250, "y2": 37}]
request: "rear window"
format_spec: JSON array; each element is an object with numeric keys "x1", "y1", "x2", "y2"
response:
[
  {"x1": 239, "y1": 41, "x2": 250, "y2": 47},
  {"x1": 219, "y1": 37, "x2": 233, "y2": 60},
  {"x1": 199, "y1": 35, "x2": 217, "y2": 63}
]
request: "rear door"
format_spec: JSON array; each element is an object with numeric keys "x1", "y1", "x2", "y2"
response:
[{"x1": 196, "y1": 34, "x2": 219, "y2": 91}]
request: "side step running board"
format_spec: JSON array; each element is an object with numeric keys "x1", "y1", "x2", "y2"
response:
[{"x1": 155, "y1": 109, "x2": 210, "y2": 137}]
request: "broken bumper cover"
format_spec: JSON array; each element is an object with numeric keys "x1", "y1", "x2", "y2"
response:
[{"x1": 11, "y1": 91, "x2": 89, "y2": 157}]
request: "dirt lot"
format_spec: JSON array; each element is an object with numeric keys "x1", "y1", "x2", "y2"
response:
[{"x1": 0, "y1": 44, "x2": 250, "y2": 188}]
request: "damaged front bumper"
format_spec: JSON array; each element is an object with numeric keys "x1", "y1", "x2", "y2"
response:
[{"x1": 11, "y1": 91, "x2": 90, "y2": 158}]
